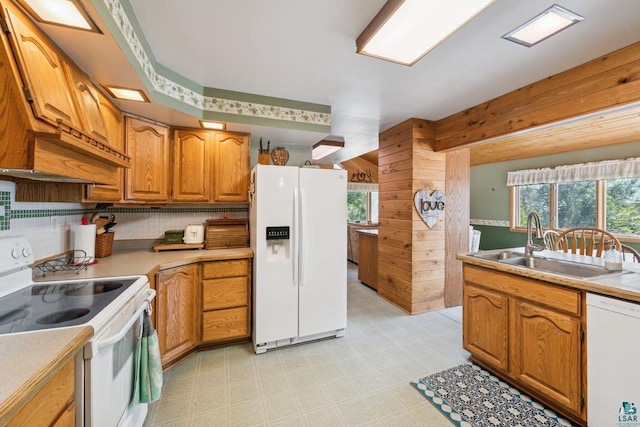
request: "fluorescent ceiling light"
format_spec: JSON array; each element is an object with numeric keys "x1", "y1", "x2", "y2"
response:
[
  {"x1": 356, "y1": 0, "x2": 496, "y2": 66},
  {"x1": 200, "y1": 120, "x2": 226, "y2": 130},
  {"x1": 502, "y1": 4, "x2": 583, "y2": 47},
  {"x1": 312, "y1": 140, "x2": 344, "y2": 160},
  {"x1": 16, "y1": 0, "x2": 101, "y2": 33},
  {"x1": 102, "y1": 85, "x2": 149, "y2": 102}
]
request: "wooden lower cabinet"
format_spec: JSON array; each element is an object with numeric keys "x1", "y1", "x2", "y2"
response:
[
  {"x1": 200, "y1": 259, "x2": 251, "y2": 345},
  {"x1": 157, "y1": 264, "x2": 199, "y2": 366},
  {"x1": 510, "y1": 300, "x2": 582, "y2": 414},
  {"x1": 462, "y1": 264, "x2": 585, "y2": 424},
  {"x1": 8, "y1": 357, "x2": 75, "y2": 427},
  {"x1": 463, "y1": 284, "x2": 508, "y2": 371},
  {"x1": 155, "y1": 258, "x2": 252, "y2": 368},
  {"x1": 357, "y1": 231, "x2": 378, "y2": 289}
]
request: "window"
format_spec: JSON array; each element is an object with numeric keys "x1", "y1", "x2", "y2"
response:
[
  {"x1": 509, "y1": 158, "x2": 640, "y2": 240},
  {"x1": 557, "y1": 181, "x2": 596, "y2": 228},
  {"x1": 606, "y1": 177, "x2": 640, "y2": 235},
  {"x1": 347, "y1": 186, "x2": 378, "y2": 224}
]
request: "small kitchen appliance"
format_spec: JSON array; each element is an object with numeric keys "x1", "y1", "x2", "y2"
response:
[
  {"x1": 0, "y1": 236, "x2": 154, "y2": 427},
  {"x1": 183, "y1": 224, "x2": 205, "y2": 244}
]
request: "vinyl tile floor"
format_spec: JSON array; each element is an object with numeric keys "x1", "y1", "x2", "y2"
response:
[{"x1": 144, "y1": 262, "x2": 470, "y2": 426}]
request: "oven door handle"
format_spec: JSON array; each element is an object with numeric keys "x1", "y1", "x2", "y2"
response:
[{"x1": 95, "y1": 292, "x2": 154, "y2": 352}]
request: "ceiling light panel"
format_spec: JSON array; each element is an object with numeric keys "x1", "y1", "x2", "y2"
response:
[
  {"x1": 312, "y1": 140, "x2": 344, "y2": 160},
  {"x1": 16, "y1": 0, "x2": 101, "y2": 32},
  {"x1": 502, "y1": 4, "x2": 583, "y2": 47},
  {"x1": 102, "y1": 85, "x2": 149, "y2": 102},
  {"x1": 357, "y1": 0, "x2": 496, "y2": 66},
  {"x1": 200, "y1": 121, "x2": 226, "y2": 130}
]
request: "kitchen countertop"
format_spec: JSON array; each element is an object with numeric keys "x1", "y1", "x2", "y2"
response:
[
  {"x1": 457, "y1": 248, "x2": 640, "y2": 303},
  {"x1": 356, "y1": 229, "x2": 378, "y2": 236},
  {"x1": 0, "y1": 326, "x2": 92, "y2": 425},
  {"x1": 33, "y1": 246, "x2": 254, "y2": 282},
  {"x1": 1, "y1": 246, "x2": 253, "y2": 424}
]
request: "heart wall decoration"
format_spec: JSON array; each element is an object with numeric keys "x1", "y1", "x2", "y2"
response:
[{"x1": 414, "y1": 190, "x2": 446, "y2": 229}]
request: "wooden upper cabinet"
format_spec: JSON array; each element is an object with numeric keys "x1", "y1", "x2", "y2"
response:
[
  {"x1": 3, "y1": 6, "x2": 80, "y2": 129},
  {"x1": 172, "y1": 128, "x2": 211, "y2": 203},
  {"x1": 213, "y1": 132, "x2": 249, "y2": 202},
  {"x1": 62, "y1": 63, "x2": 108, "y2": 143},
  {"x1": 125, "y1": 116, "x2": 170, "y2": 203},
  {"x1": 84, "y1": 92, "x2": 125, "y2": 202}
]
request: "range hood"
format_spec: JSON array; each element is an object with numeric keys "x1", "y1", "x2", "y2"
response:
[
  {"x1": 0, "y1": 0, "x2": 128, "y2": 185},
  {"x1": 0, "y1": 169, "x2": 96, "y2": 183}
]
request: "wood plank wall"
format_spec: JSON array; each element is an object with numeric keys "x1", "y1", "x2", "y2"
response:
[
  {"x1": 378, "y1": 119, "x2": 447, "y2": 314},
  {"x1": 444, "y1": 149, "x2": 470, "y2": 307}
]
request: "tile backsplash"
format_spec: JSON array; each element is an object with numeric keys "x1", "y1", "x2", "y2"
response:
[{"x1": 0, "y1": 180, "x2": 247, "y2": 260}]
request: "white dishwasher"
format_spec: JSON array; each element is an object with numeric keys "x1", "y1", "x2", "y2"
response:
[{"x1": 587, "y1": 293, "x2": 640, "y2": 427}]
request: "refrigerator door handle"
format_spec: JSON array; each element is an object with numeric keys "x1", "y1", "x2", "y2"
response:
[
  {"x1": 293, "y1": 188, "x2": 299, "y2": 287},
  {"x1": 298, "y1": 189, "x2": 305, "y2": 287}
]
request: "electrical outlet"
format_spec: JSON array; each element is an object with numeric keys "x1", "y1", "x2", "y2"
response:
[{"x1": 50, "y1": 216, "x2": 60, "y2": 232}]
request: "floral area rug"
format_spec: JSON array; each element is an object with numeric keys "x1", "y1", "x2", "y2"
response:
[{"x1": 411, "y1": 363, "x2": 575, "y2": 427}]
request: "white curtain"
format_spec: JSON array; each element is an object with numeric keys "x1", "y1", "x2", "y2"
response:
[
  {"x1": 507, "y1": 157, "x2": 640, "y2": 186},
  {"x1": 347, "y1": 182, "x2": 378, "y2": 192}
]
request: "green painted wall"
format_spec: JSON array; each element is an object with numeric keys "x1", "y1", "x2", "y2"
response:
[{"x1": 470, "y1": 140, "x2": 640, "y2": 250}]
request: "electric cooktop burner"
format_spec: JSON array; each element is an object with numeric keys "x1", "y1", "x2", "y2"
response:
[{"x1": 0, "y1": 278, "x2": 137, "y2": 334}]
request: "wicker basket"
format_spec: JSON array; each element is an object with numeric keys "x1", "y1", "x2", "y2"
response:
[{"x1": 95, "y1": 232, "x2": 115, "y2": 258}]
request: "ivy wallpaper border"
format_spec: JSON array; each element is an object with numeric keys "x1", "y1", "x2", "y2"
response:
[
  {"x1": 101, "y1": 0, "x2": 331, "y2": 127},
  {"x1": 470, "y1": 219, "x2": 510, "y2": 227}
]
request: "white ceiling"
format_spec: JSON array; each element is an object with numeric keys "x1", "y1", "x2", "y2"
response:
[{"x1": 43, "y1": 0, "x2": 640, "y2": 163}]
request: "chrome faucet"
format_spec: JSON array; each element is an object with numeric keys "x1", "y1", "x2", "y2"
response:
[{"x1": 525, "y1": 212, "x2": 545, "y2": 257}]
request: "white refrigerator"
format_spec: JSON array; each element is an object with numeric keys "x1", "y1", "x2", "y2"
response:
[{"x1": 249, "y1": 165, "x2": 347, "y2": 354}]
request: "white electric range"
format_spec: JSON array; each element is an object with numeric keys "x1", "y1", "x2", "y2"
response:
[{"x1": 0, "y1": 236, "x2": 155, "y2": 427}]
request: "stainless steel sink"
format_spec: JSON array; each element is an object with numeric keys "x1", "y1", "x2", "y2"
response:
[
  {"x1": 470, "y1": 251, "x2": 522, "y2": 261},
  {"x1": 470, "y1": 251, "x2": 622, "y2": 278}
]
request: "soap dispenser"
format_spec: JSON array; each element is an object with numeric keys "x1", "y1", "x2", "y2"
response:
[{"x1": 604, "y1": 240, "x2": 622, "y2": 271}]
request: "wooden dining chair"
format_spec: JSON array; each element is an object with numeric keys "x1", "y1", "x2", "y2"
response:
[
  {"x1": 621, "y1": 244, "x2": 640, "y2": 263},
  {"x1": 542, "y1": 230, "x2": 560, "y2": 250},
  {"x1": 552, "y1": 227, "x2": 621, "y2": 257}
]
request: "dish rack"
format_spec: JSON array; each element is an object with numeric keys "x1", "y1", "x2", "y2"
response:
[{"x1": 33, "y1": 250, "x2": 95, "y2": 276}]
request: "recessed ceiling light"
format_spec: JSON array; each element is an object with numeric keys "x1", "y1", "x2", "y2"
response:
[
  {"x1": 312, "y1": 139, "x2": 344, "y2": 160},
  {"x1": 101, "y1": 85, "x2": 149, "y2": 102},
  {"x1": 15, "y1": 0, "x2": 101, "y2": 33},
  {"x1": 356, "y1": 0, "x2": 496, "y2": 66},
  {"x1": 502, "y1": 4, "x2": 583, "y2": 47},
  {"x1": 200, "y1": 120, "x2": 226, "y2": 130}
]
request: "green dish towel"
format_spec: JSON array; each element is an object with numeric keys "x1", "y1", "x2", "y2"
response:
[{"x1": 131, "y1": 307, "x2": 163, "y2": 406}]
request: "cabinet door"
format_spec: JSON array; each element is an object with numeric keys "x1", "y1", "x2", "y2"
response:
[
  {"x1": 4, "y1": 6, "x2": 80, "y2": 128},
  {"x1": 125, "y1": 117, "x2": 170, "y2": 202},
  {"x1": 212, "y1": 132, "x2": 249, "y2": 202},
  {"x1": 509, "y1": 300, "x2": 582, "y2": 414},
  {"x1": 84, "y1": 92, "x2": 124, "y2": 202},
  {"x1": 463, "y1": 284, "x2": 508, "y2": 371},
  {"x1": 62, "y1": 63, "x2": 108, "y2": 143},
  {"x1": 172, "y1": 129, "x2": 211, "y2": 202},
  {"x1": 157, "y1": 264, "x2": 199, "y2": 366},
  {"x1": 7, "y1": 357, "x2": 75, "y2": 427}
]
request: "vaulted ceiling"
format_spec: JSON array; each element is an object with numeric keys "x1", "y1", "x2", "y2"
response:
[{"x1": 37, "y1": 0, "x2": 640, "y2": 163}]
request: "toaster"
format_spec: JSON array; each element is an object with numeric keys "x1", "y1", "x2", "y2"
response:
[{"x1": 183, "y1": 224, "x2": 205, "y2": 244}]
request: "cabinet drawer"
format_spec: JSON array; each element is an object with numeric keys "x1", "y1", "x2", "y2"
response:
[
  {"x1": 202, "y1": 259, "x2": 250, "y2": 279},
  {"x1": 463, "y1": 265, "x2": 581, "y2": 315},
  {"x1": 202, "y1": 307, "x2": 249, "y2": 342},
  {"x1": 203, "y1": 277, "x2": 248, "y2": 310}
]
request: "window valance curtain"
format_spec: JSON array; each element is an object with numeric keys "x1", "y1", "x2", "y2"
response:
[
  {"x1": 347, "y1": 182, "x2": 378, "y2": 191},
  {"x1": 506, "y1": 157, "x2": 640, "y2": 186}
]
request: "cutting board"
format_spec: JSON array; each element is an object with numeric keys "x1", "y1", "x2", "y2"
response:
[{"x1": 152, "y1": 243, "x2": 205, "y2": 252}]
